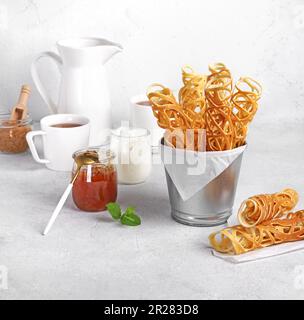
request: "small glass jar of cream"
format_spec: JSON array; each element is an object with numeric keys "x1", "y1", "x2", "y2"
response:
[{"x1": 111, "y1": 127, "x2": 152, "y2": 184}]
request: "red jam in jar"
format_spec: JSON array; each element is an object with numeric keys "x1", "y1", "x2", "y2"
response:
[{"x1": 72, "y1": 148, "x2": 117, "y2": 212}]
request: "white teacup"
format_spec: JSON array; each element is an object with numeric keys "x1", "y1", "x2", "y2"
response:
[
  {"x1": 130, "y1": 94, "x2": 164, "y2": 150},
  {"x1": 26, "y1": 114, "x2": 90, "y2": 171}
]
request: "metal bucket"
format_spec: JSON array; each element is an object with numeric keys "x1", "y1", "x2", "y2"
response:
[{"x1": 164, "y1": 148, "x2": 245, "y2": 227}]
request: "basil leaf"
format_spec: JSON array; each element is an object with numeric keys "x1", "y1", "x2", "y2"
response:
[
  {"x1": 106, "y1": 202, "x2": 122, "y2": 220},
  {"x1": 121, "y1": 207, "x2": 141, "y2": 226},
  {"x1": 124, "y1": 206, "x2": 136, "y2": 216}
]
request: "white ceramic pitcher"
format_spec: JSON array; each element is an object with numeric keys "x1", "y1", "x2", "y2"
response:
[{"x1": 31, "y1": 37, "x2": 122, "y2": 145}]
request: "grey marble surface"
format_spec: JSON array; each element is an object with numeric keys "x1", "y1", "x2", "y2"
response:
[{"x1": 1, "y1": 122, "x2": 304, "y2": 300}]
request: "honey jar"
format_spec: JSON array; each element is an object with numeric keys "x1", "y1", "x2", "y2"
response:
[{"x1": 72, "y1": 147, "x2": 117, "y2": 212}]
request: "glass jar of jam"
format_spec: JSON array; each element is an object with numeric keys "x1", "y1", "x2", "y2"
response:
[{"x1": 72, "y1": 147, "x2": 117, "y2": 212}]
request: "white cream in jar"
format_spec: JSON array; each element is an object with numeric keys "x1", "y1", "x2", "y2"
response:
[{"x1": 111, "y1": 127, "x2": 152, "y2": 184}]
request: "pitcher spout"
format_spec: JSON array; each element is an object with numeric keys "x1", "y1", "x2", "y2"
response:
[
  {"x1": 57, "y1": 37, "x2": 123, "y2": 65},
  {"x1": 100, "y1": 41, "x2": 123, "y2": 64}
]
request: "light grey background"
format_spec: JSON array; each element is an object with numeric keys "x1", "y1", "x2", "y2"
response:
[
  {"x1": 1, "y1": 0, "x2": 304, "y2": 300},
  {"x1": 0, "y1": 0, "x2": 303, "y2": 124}
]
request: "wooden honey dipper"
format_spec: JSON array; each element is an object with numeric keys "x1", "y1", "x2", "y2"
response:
[{"x1": 10, "y1": 85, "x2": 31, "y2": 121}]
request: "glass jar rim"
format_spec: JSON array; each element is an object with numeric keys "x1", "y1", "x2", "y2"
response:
[
  {"x1": 73, "y1": 146, "x2": 115, "y2": 165},
  {"x1": 0, "y1": 113, "x2": 32, "y2": 128},
  {"x1": 111, "y1": 127, "x2": 150, "y2": 138}
]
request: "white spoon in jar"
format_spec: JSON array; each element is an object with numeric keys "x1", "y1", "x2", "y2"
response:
[{"x1": 43, "y1": 151, "x2": 99, "y2": 235}]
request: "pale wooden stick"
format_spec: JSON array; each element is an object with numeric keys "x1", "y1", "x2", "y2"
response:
[{"x1": 10, "y1": 85, "x2": 31, "y2": 121}]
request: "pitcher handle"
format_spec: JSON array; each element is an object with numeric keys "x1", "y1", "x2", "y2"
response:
[{"x1": 31, "y1": 51, "x2": 63, "y2": 114}]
